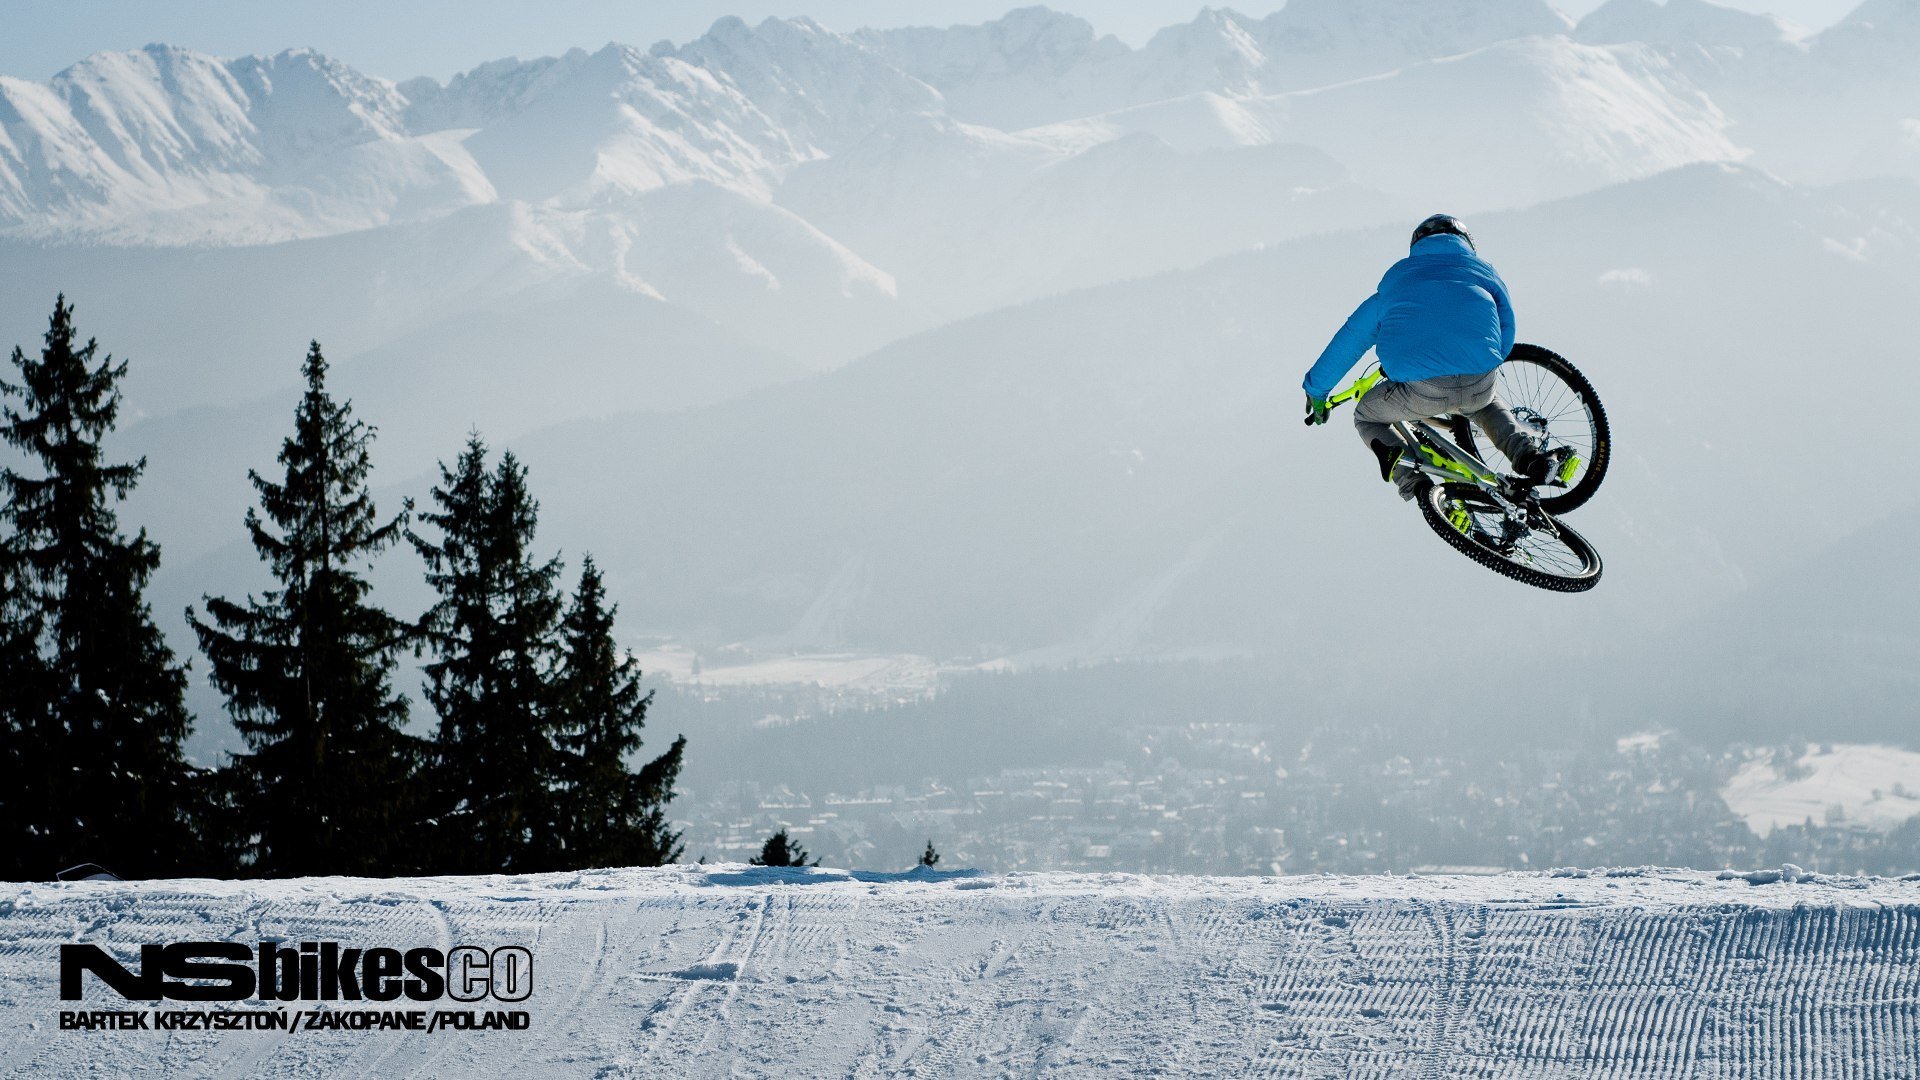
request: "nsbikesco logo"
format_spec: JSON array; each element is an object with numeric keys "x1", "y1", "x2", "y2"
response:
[{"x1": 61, "y1": 942, "x2": 533, "y2": 1003}]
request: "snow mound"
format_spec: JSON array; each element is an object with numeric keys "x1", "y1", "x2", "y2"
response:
[
  {"x1": 6, "y1": 866, "x2": 1919, "y2": 1076},
  {"x1": 1719, "y1": 863, "x2": 1817, "y2": 885}
]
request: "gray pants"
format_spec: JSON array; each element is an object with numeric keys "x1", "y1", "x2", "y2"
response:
[{"x1": 1353, "y1": 371, "x2": 1539, "y2": 498}]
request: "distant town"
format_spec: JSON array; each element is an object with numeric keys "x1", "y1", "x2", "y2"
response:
[{"x1": 665, "y1": 671, "x2": 1920, "y2": 878}]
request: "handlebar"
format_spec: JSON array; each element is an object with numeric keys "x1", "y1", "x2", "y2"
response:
[{"x1": 1304, "y1": 365, "x2": 1385, "y2": 426}]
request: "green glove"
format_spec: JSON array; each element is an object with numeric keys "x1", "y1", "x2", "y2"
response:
[{"x1": 1303, "y1": 394, "x2": 1331, "y2": 426}]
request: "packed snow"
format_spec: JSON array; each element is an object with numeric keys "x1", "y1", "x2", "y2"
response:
[{"x1": 4, "y1": 866, "x2": 1918, "y2": 1076}]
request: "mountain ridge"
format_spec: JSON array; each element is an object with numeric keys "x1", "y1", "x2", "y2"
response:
[{"x1": 10, "y1": 1, "x2": 1904, "y2": 247}]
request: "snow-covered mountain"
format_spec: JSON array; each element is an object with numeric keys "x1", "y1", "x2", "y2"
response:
[
  {"x1": 858, "y1": 1, "x2": 1577, "y2": 128},
  {"x1": 7, "y1": 2, "x2": 1920, "y2": 713},
  {"x1": 1020, "y1": 35, "x2": 1744, "y2": 212},
  {"x1": 4, "y1": 1, "x2": 1911, "y2": 362},
  {"x1": 0, "y1": 22, "x2": 939, "y2": 243},
  {"x1": 1569, "y1": 0, "x2": 1920, "y2": 185},
  {"x1": 7, "y1": 0, "x2": 1902, "y2": 254},
  {"x1": 0, "y1": 46, "x2": 493, "y2": 243},
  {"x1": 1575, "y1": 0, "x2": 1810, "y2": 47}
]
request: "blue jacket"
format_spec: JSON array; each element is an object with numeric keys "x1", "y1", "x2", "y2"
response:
[{"x1": 1302, "y1": 233, "x2": 1515, "y2": 402}]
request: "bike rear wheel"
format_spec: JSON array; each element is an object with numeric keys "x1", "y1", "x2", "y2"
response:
[
  {"x1": 1418, "y1": 482, "x2": 1602, "y2": 592},
  {"x1": 1448, "y1": 344, "x2": 1609, "y2": 515}
]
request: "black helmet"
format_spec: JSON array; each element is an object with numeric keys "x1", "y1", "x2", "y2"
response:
[{"x1": 1411, "y1": 213, "x2": 1473, "y2": 252}]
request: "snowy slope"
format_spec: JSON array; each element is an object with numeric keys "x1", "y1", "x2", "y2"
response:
[
  {"x1": 0, "y1": 46, "x2": 491, "y2": 243},
  {"x1": 1020, "y1": 36, "x2": 1743, "y2": 211},
  {"x1": 0, "y1": 19, "x2": 937, "y2": 243},
  {"x1": 448, "y1": 26, "x2": 937, "y2": 209},
  {"x1": 1575, "y1": 0, "x2": 1811, "y2": 48},
  {"x1": 0, "y1": 197, "x2": 822, "y2": 415},
  {"x1": 859, "y1": 1, "x2": 1576, "y2": 129},
  {"x1": 1571, "y1": 0, "x2": 1920, "y2": 186},
  {"x1": 1251, "y1": 0, "x2": 1576, "y2": 90},
  {"x1": 1264, "y1": 37, "x2": 1744, "y2": 210},
  {"x1": 1723, "y1": 744, "x2": 1920, "y2": 835},
  {"x1": 775, "y1": 111, "x2": 1398, "y2": 320},
  {"x1": 4, "y1": 866, "x2": 1919, "y2": 1076}
]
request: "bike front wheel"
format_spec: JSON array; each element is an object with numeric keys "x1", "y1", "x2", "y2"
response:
[
  {"x1": 1448, "y1": 344, "x2": 1609, "y2": 515},
  {"x1": 1419, "y1": 482, "x2": 1602, "y2": 592}
]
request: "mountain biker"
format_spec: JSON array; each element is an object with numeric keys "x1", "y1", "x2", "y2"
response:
[{"x1": 1302, "y1": 214, "x2": 1570, "y2": 500}]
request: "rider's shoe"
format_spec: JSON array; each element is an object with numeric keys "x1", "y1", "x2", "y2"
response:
[
  {"x1": 1515, "y1": 445, "x2": 1576, "y2": 486},
  {"x1": 1373, "y1": 440, "x2": 1425, "y2": 501},
  {"x1": 1369, "y1": 439, "x2": 1402, "y2": 483}
]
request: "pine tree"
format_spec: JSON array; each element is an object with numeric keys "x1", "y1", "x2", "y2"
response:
[
  {"x1": 1, "y1": 296, "x2": 198, "y2": 879},
  {"x1": 918, "y1": 840, "x2": 941, "y2": 868},
  {"x1": 0, "y1": 526, "x2": 52, "y2": 879},
  {"x1": 749, "y1": 828, "x2": 817, "y2": 868},
  {"x1": 411, "y1": 435, "x2": 493, "y2": 868},
  {"x1": 550, "y1": 556, "x2": 685, "y2": 869},
  {"x1": 487, "y1": 453, "x2": 566, "y2": 866},
  {"x1": 188, "y1": 342, "x2": 417, "y2": 877},
  {"x1": 411, "y1": 439, "x2": 566, "y2": 872}
]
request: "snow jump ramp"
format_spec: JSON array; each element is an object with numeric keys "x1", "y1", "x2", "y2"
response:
[{"x1": 4, "y1": 865, "x2": 1918, "y2": 1077}]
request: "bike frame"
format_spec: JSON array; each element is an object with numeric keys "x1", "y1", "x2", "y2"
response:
[
  {"x1": 1327, "y1": 363, "x2": 1513, "y2": 508},
  {"x1": 1318, "y1": 355, "x2": 1605, "y2": 590}
]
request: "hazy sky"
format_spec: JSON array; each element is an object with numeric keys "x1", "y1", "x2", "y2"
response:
[{"x1": 0, "y1": 0, "x2": 1869, "y2": 83}]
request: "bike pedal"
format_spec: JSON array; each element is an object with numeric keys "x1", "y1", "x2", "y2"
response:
[{"x1": 1556, "y1": 454, "x2": 1582, "y2": 485}]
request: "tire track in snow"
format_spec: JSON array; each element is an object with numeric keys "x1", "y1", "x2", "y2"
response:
[
  {"x1": 686, "y1": 888, "x2": 786, "y2": 1059},
  {"x1": 346, "y1": 893, "x2": 468, "y2": 1080},
  {"x1": 1418, "y1": 900, "x2": 1486, "y2": 1078},
  {"x1": 907, "y1": 932, "x2": 1015, "y2": 1075},
  {"x1": 10, "y1": 872, "x2": 1920, "y2": 1078},
  {"x1": 636, "y1": 889, "x2": 773, "y2": 1066}
]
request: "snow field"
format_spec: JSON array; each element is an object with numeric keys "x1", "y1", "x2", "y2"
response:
[
  {"x1": 3, "y1": 866, "x2": 1919, "y2": 1077},
  {"x1": 1721, "y1": 744, "x2": 1920, "y2": 837}
]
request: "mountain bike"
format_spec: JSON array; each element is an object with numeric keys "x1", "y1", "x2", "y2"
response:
[{"x1": 1313, "y1": 344, "x2": 1610, "y2": 592}]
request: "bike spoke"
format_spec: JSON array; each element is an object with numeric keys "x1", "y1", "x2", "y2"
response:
[
  {"x1": 1452, "y1": 496, "x2": 1593, "y2": 579},
  {"x1": 1448, "y1": 346, "x2": 1609, "y2": 518},
  {"x1": 1492, "y1": 359, "x2": 1597, "y2": 488}
]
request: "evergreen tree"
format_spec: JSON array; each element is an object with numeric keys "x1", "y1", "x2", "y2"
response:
[
  {"x1": 918, "y1": 840, "x2": 941, "y2": 868},
  {"x1": 410, "y1": 435, "x2": 493, "y2": 867},
  {"x1": 1, "y1": 296, "x2": 198, "y2": 879},
  {"x1": 749, "y1": 828, "x2": 817, "y2": 868},
  {"x1": 0, "y1": 525, "x2": 52, "y2": 878},
  {"x1": 411, "y1": 439, "x2": 566, "y2": 872},
  {"x1": 550, "y1": 556, "x2": 685, "y2": 869},
  {"x1": 188, "y1": 342, "x2": 417, "y2": 877}
]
